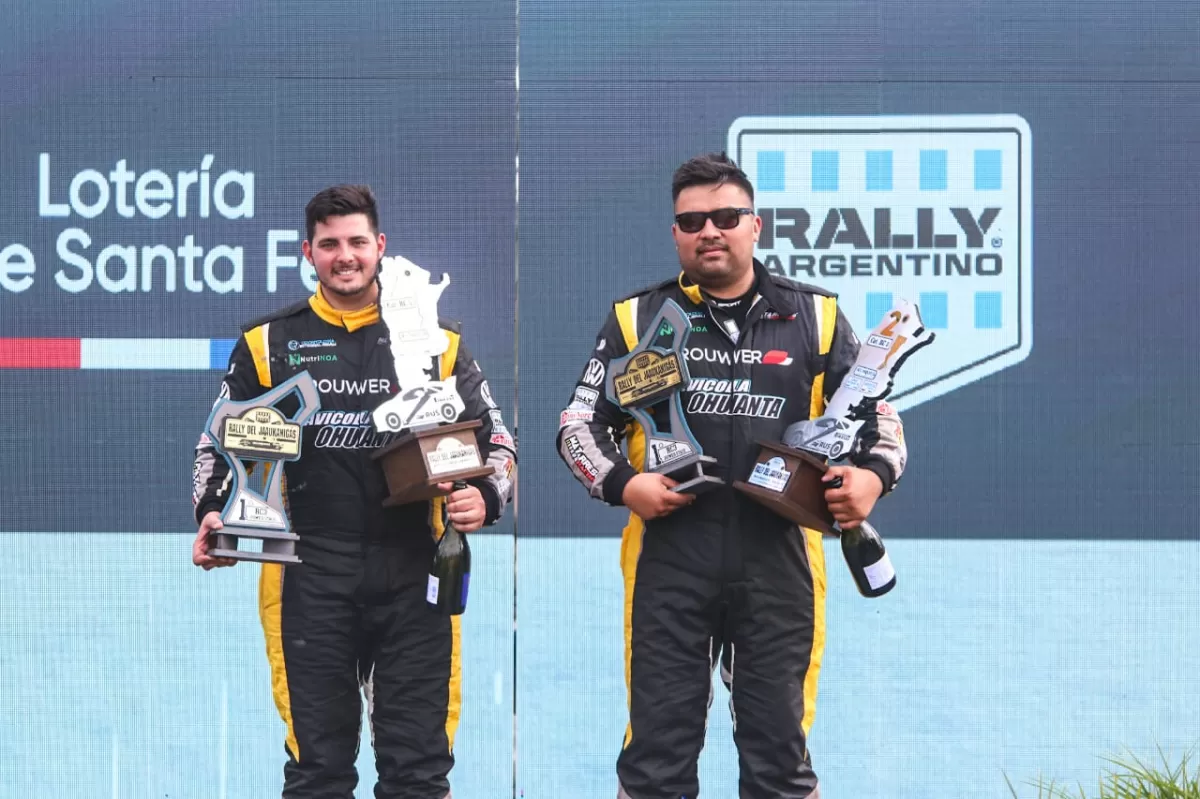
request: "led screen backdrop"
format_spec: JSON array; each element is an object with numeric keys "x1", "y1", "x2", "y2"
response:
[
  {"x1": 515, "y1": 2, "x2": 1200, "y2": 797},
  {"x1": 0, "y1": 3, "x2": 518, "y2": 797},
  {"x1": 2, "y1": 2, "x2": 1198, "y2": 798}
]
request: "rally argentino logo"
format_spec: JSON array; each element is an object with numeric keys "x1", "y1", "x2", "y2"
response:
[{"x1": 728, "y1": 114, "x2": 1032, "y2": 410}]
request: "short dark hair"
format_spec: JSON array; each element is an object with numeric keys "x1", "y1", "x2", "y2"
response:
[
  {"x1": 305, "y1": 184, "x2": 379, "y2": 241},
  {"x1": 671, "y1": 152, "x2": 755, "y2": 204}
]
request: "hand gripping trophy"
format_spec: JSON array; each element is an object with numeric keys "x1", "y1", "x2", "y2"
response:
[{"x1": 369, "y1": 256, "x2": 494, "y2": 506}]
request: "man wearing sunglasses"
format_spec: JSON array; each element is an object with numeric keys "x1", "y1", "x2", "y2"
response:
[{"x1": 556, "y1": 153, "x2": 907, "y2": 799}]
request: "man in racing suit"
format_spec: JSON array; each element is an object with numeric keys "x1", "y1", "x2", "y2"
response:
[
  {"x1": 191, "y1": 185, "x2": 516, "y2": 799},
  {"x1": 556, "y1": 154, "x2": 906, "y2": 799}
]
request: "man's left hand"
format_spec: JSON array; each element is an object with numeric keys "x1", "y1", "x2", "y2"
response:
[
  {"x1": 438, "y1": 482, "x2": 486, "y2": 533},
  {"x1": 821, "y1": 466, "x2": 884, "y2": 529}
]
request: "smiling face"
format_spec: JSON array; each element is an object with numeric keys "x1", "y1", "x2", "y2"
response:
[
  {"x1": 302, "y1": 212, "x2": 386, "y2": 309},
  {"x1": 671, "y1": 182, "x2": 761, "y2": 295}
]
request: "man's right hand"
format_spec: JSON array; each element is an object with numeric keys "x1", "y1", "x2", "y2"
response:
[
  {"x1": 193, "y1": 511, "x2": 237, "y2": 570},
  {"x1": 621, "y1": 472, "x2": 695, "y2": 520}
]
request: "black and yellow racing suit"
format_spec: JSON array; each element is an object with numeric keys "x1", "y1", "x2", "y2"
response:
[
  {"x1": 193, "y1": 285, "x2": 515, "y2": 798},
  {"x1": 556, "y1": 260, "x2": 905, "y2": 799}
]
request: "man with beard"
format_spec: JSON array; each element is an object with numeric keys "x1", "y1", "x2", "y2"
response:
[
  {"x1": 191, "y1": 184, "x2": 516, "y2": 798},
  {"x1": 556, "y1": 153, "x2": 907, "y2": 798}
]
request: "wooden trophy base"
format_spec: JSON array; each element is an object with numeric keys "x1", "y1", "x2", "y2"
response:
[
  {"x1": 371, "y1": 419, "x2": 495, "y2": 507},
  {"x1": 211, "y1": 527, "x2": 302, "y2": 565},
  {"x1": 732, "y1": 441, "x2": 837, "y2": 535}
]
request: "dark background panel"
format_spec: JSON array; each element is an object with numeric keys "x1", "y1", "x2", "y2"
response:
[
  {"x1": 517, "y1": 2, "x2": 1200, "y2": 539},
  {"x1": 2, "y1": 1, "x2": 515, "y2": 81},
  {"x1": 0, "y1": 2, "x2": 516, "y2": 533},
  {"x1": 520, "y1": 0, "x2": 1199, "y2": 84},
  {"x1": 520, "y1": 0, "x2": 883, "y2": 84}
]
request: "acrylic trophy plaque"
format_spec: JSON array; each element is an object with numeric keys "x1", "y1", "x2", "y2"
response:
[
  {"x1": 607, "y1": 298, "x2": 723, "y2": 495},
  {"x1": 205, "y1": 371, "x2": 320, "y2": 563}
]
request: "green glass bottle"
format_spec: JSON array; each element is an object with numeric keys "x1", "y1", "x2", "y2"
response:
[
  {"x1": 839, "y1": 519, "x2": 896, "y2": 598},
  {"x1": 827, "y1": 474, "x2": 896, "y2": 598},
  {"x1": 427, "y1": 480, "x2": 471, "y2": 616}
]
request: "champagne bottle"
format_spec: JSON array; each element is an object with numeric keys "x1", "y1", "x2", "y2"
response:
[
  {"x1": 427, "y1": 480, "x2": 472, "y2": 616},
  {"x1": 838, "y1": 519, "x2": 896, "y2": 598},
  {"x1": 827, "y1": 475, "x2": 896, "y2": 598}
]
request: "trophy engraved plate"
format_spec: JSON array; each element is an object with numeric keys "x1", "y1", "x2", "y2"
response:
[
  {"x1": 369, "y1": 256, "x2": 494, "y2": 506},
  {"x1": 607, "y1": 299, "x2": 723, "y2": 495},
  {"x1": 205, "y1": 371, "x2": 321, "y2": 564},
  {"x1": 426, "y1": 436, "x2": 483, "y2": 476},
  {"x1": 734, "y1": 298, "x2": 936, "y2": 530},
  {"x1": 747, "y1": 454, "x2": 792, "y2": 493},
  {"x1": 612, "y1": 350, "x2": 684, "y2": 408},
  {"x1": 221, "y1": 408, "x2": 301, "y2": 461}
]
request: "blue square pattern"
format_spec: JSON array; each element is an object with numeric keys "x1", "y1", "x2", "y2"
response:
[
  {"x1": 920, "y1": 150, "x2": 947, "y2": 191},
  {"x1": 865, "y1": 150, "x2": 892, "y2": 191},
  {"x1": 975, "y1": 149, "x2": 1002, "y2": 190},
  {"x1": 974, "y1": 292, "x2": 1003, "y2": 329},
  {"x1": 757, "y1": 151, "x2": 786, "y2": 192},
  {"x1": 866, "y1": 292, "x2": 893, "y2": 329},
  {"x1": 209, "y1": 338, "x2": 236, "y2": 370},
  {"x1": 811, "y1": 151, "x2": 838, "y2": 192},
  {"x1": 919, "y1": 292, "x2": 948, "y2": 329}
]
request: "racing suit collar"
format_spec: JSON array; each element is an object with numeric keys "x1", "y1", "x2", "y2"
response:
[
  {"x1": 749, "y1": 258, "x2": 800, "y2": 317},
  {"x1": 309, "y1": 285, "x2": 380, "y2": 332},
  {"x1": 676, "y1": 259, "x2": 798, "y2": 317},
  {"x1": 676, "y1": 272, "x2": 706, "y2": 305}
]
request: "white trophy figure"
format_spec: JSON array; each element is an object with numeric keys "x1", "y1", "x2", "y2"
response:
[
  {"x1": 784, "y1": 297, "x2": 934, "y2": 459},
  {"x1": 372, "y1": 256, "x2": 467, "y2": 433}
]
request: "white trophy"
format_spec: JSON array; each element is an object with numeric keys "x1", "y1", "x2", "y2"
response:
[
  {"x1": 369, "y1": 256, "x2": 494, "y2": 507},
  {"x1": 734, "y1": 297, "x2": 935, "y2": 534}
]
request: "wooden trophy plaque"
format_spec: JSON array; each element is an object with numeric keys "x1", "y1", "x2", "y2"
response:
[
  {"x1": 371, "y1": 419, "x2": 494, "y2": 507},
  {"x1": 732, "y1": 441, "x2": 837, "y2": 536}
]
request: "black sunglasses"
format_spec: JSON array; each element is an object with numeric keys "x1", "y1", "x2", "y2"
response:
[{"x1": 674, "y1": 207, "x2": 753, "y2": 234}]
